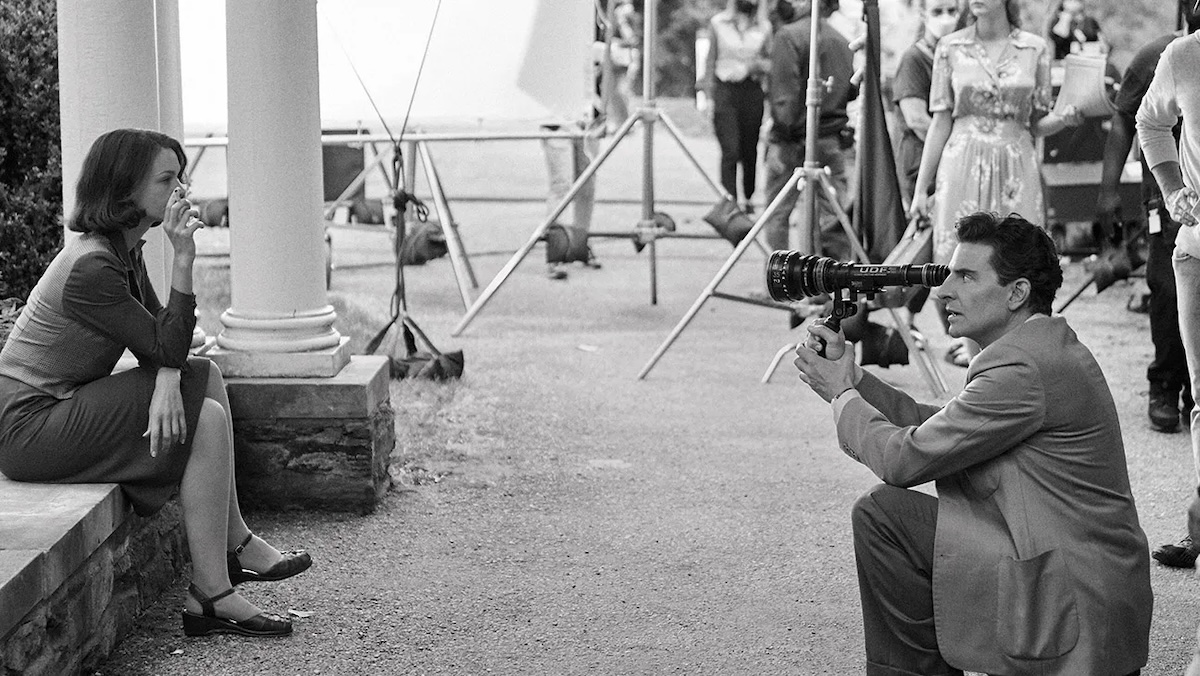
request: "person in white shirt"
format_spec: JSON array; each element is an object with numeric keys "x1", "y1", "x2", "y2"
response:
[
  {"x1": 701, "y1": 0, "x2": 772, "y2": 213},
  {"x1": 1137, "y1": 0, "x2": 1200, "y2": 577}
]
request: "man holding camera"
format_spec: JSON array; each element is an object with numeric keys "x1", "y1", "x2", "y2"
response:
[{"x1": 793, "y1": 212, "x2": 1151, "y2": 675}]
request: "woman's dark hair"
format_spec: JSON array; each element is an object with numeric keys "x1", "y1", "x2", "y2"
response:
[
  {"x1": 955, "y1": 211, "x2": 1062, "y2": 314},
  {"x1": 68, "y1": 128, "x2": 187, "y2": 234}
]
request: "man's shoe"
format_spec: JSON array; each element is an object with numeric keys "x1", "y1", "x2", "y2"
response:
[
  {"x1": 1149, "y1": 384, "x2": 1181, "y2": 432},
  {"x1": 546, "y1": 263, "x2": 568, "y2": 280},
  {"x1": 1152, "y1": 535, "x2": 1200, "y2": 568}
]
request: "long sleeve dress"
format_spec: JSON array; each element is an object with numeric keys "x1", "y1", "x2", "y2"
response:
[
  {"x1": 0, "y1": 230, "x2": 208, "y2": 515},
  {"x1": 928, "y1": 26, "x2": 1053, "y2": 264}
]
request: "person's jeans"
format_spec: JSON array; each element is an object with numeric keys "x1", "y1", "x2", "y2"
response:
[
  {"x1": 540, "y1": 128, "x2": 597, "y2": 232},
  {"x1": 712, "y1": 79, "x2": 764, "y2": 204},
  {"x1": 1148, "y1": 216, "x2": 1189, "y2": 399},
  {"x1": 1173, "y1": 248, "x2": 1200, "y2": 481},
  {"x1": 762, "y1": 136, "x2": 849, "y2": 258}
]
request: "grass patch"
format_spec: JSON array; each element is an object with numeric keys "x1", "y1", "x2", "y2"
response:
[{"x1": 195, "y1": 258, "x2": 466, "y2": 489}]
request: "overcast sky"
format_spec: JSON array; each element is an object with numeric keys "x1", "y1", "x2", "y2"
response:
[{"x1": 179, "y1": 0, "x2": 593, "y2": 134}]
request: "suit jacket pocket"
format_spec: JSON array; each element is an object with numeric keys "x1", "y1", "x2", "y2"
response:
[{"x1": 996, "y1": 549, "x2": 1080, "y2": 659}]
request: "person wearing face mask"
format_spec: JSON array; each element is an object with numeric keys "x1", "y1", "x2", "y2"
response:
[
  {"x1": 701, "y1": 0, "x2": 772, "y2": 213},
  {"x1": 891, "y1": 0, "x2": 959, "y2": 204}
]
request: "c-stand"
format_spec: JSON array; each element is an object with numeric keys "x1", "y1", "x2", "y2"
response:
[
  {"x1": 637, "y1": 0, "x2": 948, "y2": 396},
  {"x1": 450, "y1": 0, "x2": 765, "y2": 337}
]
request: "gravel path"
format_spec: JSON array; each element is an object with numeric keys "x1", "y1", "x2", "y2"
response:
[{"x1": 97, "y1": 131, "x2": 1200, "y2": 675}]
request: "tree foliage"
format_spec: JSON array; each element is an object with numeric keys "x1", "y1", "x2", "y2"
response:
[{"x1": 0, "y1": 0, "x2": 61, "y2": 301}]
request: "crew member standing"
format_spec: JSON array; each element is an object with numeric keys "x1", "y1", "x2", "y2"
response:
[{"x1": 702, "y1": 0, "x2": 772, "y2": 214}]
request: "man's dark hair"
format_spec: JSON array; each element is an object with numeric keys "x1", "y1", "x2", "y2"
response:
[
  {"x1": 955, "y1": 212, "x2": 1063, "y2": 315},
  {"x1": 68, "y1": 128, "x2": 187, "y2": 235}
]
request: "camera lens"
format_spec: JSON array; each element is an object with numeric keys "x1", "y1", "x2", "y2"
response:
[{"x1": 766, "y1": 250, "x2": 825, "y2": 301}]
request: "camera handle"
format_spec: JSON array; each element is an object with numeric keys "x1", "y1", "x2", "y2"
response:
[{"x1": 811, "y1": 288, "x2": 860, "y2": 358}]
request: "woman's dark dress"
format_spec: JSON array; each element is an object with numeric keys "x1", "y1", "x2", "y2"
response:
[{"x1": 0, "y1": 230, "x2": 208, "y2": 515}]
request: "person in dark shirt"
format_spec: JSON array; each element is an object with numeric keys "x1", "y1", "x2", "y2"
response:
[
  {"x1": 761, "y1": 0, "x2": 857, "y2": 260},
  {"x1": 891, "y1": 0, "x2": 959, "y2": 203},
  {"x1": 1098, "y1": 0, "x2": 1200, "y2": 568},
  {"x1": 1044, "y1": 0, "x2": 1104, "y2": 60},
  {"x1": 0, "y1": 129, "x2": 310, "y2": 637}
]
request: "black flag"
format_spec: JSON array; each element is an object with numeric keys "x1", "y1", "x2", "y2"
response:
[{"x1": 855, "y1": 0, "x2": 907, "y2": 262}]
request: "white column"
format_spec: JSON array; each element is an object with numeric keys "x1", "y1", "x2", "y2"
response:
[
  {"x1": 58, "y1": 0, "x2": 159, "y2": 228},
  {"x1": 211, "y1": 0, "x2": 348, "y2": 377},
  {"x1": 155, "y1": 0, "x2": 206, "y2": 349},
  {"x1": 148, "y1": 0, "x2": 183, "y2": 294}
]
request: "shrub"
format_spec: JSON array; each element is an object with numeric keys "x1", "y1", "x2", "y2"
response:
[{"x1": 0, "y1": 0, "x2": 61, "y2": 301}]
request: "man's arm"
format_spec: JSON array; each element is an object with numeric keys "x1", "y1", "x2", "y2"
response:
[
  {"x1": 1097, "y1": 112, "x2": 1135, "y2": 224},
  {"x1": 1137, "y1": 43, "x2": 1184, "y2": 193},
  {"x1": 836, "y1": 344, "x2": 1046, "y2": 487},
  {"x1": 769, "y1": 29, "x2": 803, "y2": 137}
]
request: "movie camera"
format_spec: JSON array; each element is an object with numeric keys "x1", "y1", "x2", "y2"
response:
[{"x1": 766, "y1": 252, "x2": 949, "y2": 356}]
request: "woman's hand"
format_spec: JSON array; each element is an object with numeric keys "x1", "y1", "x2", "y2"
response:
[
  {"x1": 145, "y1": 368, "x2": 186, "y2": 458},
  {"x1": 1057, "y1": 104, "x2": 1084, "y2": 128},
  {"x1": 909, "y1": 191, "x2": 930, "y2": 222},
  {"x1": 162, "y1": 187, "x2": 204, "y2": 263}
]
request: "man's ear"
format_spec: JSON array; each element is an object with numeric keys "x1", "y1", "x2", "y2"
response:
[{"x1": 1008, "y1": 278, "x2": 1032, "y2": 310}]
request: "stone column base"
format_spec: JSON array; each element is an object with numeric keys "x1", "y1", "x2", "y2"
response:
[
  {"x1": 207, "y1": 336, "x2": 352, "y2": 378},
  {"x1": 224, "y1": 356, "x2": 393, "y2": 513}
]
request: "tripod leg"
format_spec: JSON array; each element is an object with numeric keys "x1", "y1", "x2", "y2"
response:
[
  {"x1": 417, "y1": 140, "x2": 478, "y2": 311},
  {"x1": 1053, "y1": 274, "x2": 1095, "y2": 314},
  {"x1": 882, "y1": 307, "x2": 948, "y2": 398},
  {"x1": 657, "y1": 110, "x2": 770, "y2": 258},
  {"x1": 638, "y1": 168, "x2": 804, "y2": 379},
  {"x1": 369, "y1": 141, "x2": 396, "y2": 192},
  {"x1": 761, "y1": 343, "x2": 799, "y2": 383},
  {"x1": 452, "y1": 113, "x2": 641, "y2": 336},
  {"x1": 816, "y1": 171, "x2": 871, "y2": 263},
  {"x1": 640, "y1": 105, "x2": 659, "y2": 305},
  {"x1": 657, "y1": 110, "x2": 727, "y2": 202}
]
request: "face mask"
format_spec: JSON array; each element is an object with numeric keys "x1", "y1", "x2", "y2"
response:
[
  {"x1": 736, "y1": 0, "x2": 758, "y2": 13},
  {"x1": 926, "y1": 6, "x2": 958, "y2": 40}
]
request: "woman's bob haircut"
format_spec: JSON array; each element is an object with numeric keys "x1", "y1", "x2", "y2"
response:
[{"x1": 68, "y1": 128, "x2": 187, "y2": 235}]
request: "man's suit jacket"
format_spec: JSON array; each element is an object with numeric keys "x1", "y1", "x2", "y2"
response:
[{"x1": 836, "y1": 316, "x2": 1152, "y2": 675}]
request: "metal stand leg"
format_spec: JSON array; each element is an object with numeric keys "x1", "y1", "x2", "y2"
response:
[
  {"x1": 637, "y1": 169, "x2": 805, "y2": 379},
  {"x1": 416, "y1": 140, "x2": 478, "y2": 310},
  {"x1": 761, "y1": 343, "x2": 799, "y2": 383},
  {"x1": 452, "y1": 113, "x2": 641, "y2": 336}
]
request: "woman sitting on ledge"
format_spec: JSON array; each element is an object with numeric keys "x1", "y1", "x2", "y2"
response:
[{"x1": 0, "y1": 128, "x2": 310, "y2": 638}]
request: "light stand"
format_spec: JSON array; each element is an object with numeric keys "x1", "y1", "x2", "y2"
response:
[
  {"x1": 637, "y1": 0, "x2": 948, "y2": 397},
  {"x1": 451, "y1": 0, "x2": 765, "y2": 337}
]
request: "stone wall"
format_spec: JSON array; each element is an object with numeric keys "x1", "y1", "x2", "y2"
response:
[
  {"x1": 233, "y1": 401, "x2": 395, "y2": 513},
  {"x1": 1, "y1": 501, "x2": 186, "y2": 676},
  {"x1": 224, "y1": 356, "x2": 395, "y2": 514}
]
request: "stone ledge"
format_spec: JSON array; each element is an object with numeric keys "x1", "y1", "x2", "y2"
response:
[
  {"x1": 0, "y1": 478, "x2": 124, "y2": 639},
  {"x1": 0, "y1": 478, "x2": 187, "y2": 675},
  {"x1": 224, "y1": 354, "x2": 389, "y2": 419}
]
